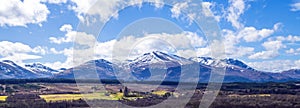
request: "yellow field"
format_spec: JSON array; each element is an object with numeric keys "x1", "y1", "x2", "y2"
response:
[
  {"x1": 152, "y1": 90, "x2": 168, "y2": 96},
  {"x1": 109, "y1": 93, "x2": 123, "y2": 100},
  {"x1": 0, "y1": 96, "x2": 7, "y2": 101},
  {"x1": 40, "y1": 92, "x2": 117, "y2": 102}
]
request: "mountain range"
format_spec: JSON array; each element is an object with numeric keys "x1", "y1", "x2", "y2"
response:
[{"x1": 0, "y1": 51, "x2": 299, "y2": 83}]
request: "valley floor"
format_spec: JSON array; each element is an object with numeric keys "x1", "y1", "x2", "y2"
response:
[{"x1": 0, "y1": 80, "x2": 299, "y2": 108}]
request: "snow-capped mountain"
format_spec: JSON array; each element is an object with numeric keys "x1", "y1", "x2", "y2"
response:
[
  {"x1": 1, "y1": 52, "x2": 300, "y2": 82},
  {"x1": 191, "y1": 57, "x2": 255, "y2": 71},
  {"x1": 191, "y1": 57, "x2": 226, "y2": 67},
  {"x1": 127, "y1": 51, "x2": 194, "y2": 81},
  {"x1": 129, "y1": 51, "x2": 193, "y2": 68},
  {"x1": 0, "y1": 60, "x2": 38, "y2": 79},
  {"x1": 25, "y1": 63, "x2": 59, "y2": 77}
]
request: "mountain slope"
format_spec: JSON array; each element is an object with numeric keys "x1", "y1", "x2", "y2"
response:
[
  {"x1": 55, "y1": 59, "x2": 116, "y2": 80},
  {"x1": 55, "y1": 52, "x2": 300, "y2": 82},
  {"x1": 127, "y1": 51, "x2": 194, "y2": 81},
  {"x1": 25, "y1": 63, "x2": 59, "y2": 77},
  {"x1": 0, "y1": 60, "x2": 38, "y2": 79}
]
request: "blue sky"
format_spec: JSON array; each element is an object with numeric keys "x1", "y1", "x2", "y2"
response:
[{"x1": 0, "y1": 0, "x2": 299, "y2": 72}]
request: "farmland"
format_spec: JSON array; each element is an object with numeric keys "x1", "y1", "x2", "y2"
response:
[{"x1": 0, "y1": 79, "x2": 299, "y2": 107}]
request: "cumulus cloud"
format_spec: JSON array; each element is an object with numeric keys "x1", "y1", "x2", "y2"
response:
[
  {"x1": 50, "y1": 48, "x2": 63, "y2": 54},
  {"x1": 0, "y1": 0, "x2": 50, "y2": 27},
  {"x1": 291, "y1": 2, "x2": 300, "y2": 11},
  {"x1": 109, "y1": 32, "x2": 207, "y2": 60},
  {"x1": 238, "y1": 24, "x2": 278, "y2": 42},
  {"x1": 285, "y1": 48, "x2": 300, "y2": 55},
  {"x1": 221, "y1": 22, "x2": 281, "y2": 59},
  {"x1": 275, "y1": 35, "x2": 300, "y2": 43},
  {"x1": 1, "y1": 54, "x2": 42, "y2": 64},
  {"x1": 48, "y1": 31, "x2": 207, "y2": 68},
  {"x1": 170, "y1": 1, "x2": 221, "y2": 25},
  {"x1": 44, "y1": 48, "x2": 74, "y2": 69},
  {"x1": 262, "y1": 40, "x2": 285, "y2": 51},
  {"x1": 69, "y1": 0, "x2": 164, "y2": 23},
  {"x1": 0, "y1": 41, "x2": 46, "y2": 64},
  {"x1": 222, "y1": 29, "x2": 254, "y2": 58},
  {"x1": 59, "y1": 24, "x2": 73, "y2": 32},
  {"x1": 249, "y1": 40, "x2": 286, "y2": 59},
  {"x1": 69, "y1": 0, "x2": 120, "y2": 23},
  {"x1": 49, "y1": 24, "x2": 96, "y2": 46}
]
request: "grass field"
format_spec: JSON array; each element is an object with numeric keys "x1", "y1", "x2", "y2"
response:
[{"x1": 40, "y1": 92, "x2": 117, "y2": 102}]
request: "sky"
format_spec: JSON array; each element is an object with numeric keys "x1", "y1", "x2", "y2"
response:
[{"x1": 0, "y1": 0, "x2": 299, "y2": 72}]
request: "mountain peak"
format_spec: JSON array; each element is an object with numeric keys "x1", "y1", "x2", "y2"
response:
[
  {"x1": 2, "y1": 60, "x2": 14, "y2": 63},
  {"x1": 1, "y1": 60, "x2": 19, "y2": 68},
  {"x1": 85, "y1": 59, "x2": 112, "y2": 65},
  {"x1": 2, "y1": 60, "x2": 16, "y2": 64},
  {"x1": 191, "y1": 57, "x2": 256, "y2": 71},
  {"x1": 25, "y1": 63, "x2": 58, "y2": 74},
  {"x1": 132, "y1": 51, "x2": 190, "y2": 64}
]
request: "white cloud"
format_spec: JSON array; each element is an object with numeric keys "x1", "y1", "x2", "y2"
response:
[
  {"x1": 33, "y1": 46, "x2": 47, "y2": 55},
  {"x1": 69, "y1": 0, "x2": 121, "y2": 23},
  {"x1": 0, "y1": 41, "x2": 46, "y2": 64},
  {"x1": 1, "y1": 54, "x2": 42, "y2": 64},
  {"x1": 202, "y1": 2, "x2": 213, "y2": 17},
  {"x1": 69, "y1": 0, "x2": 164, "y2": 23},
  {"x1": 47, "y1": 31, "x2": 207, "y2": 68},
  {"x1": 170, "y1": 1, "x2": 221, "y2": 24},
  {"x1": 285, "y1": 48, "x2": 300, "y2": 55},
  {"x1": 49, "y1": 24, "x2": 96, "y2": 46},
  {"x1": 275, "y1": 35, "x2": 300, "y2": 43},
  {"x1": 42, "y1": 0, "x2": 67, "y2": 4},
  {"x1": 226, "y1": 0, "x2": 246, "y2": 29},
  {"x1": 228, "y1": 46, "x2": 254, "y2": 58},
  {"x1": 248, "y1": 60, "x2": 300, "y2": 72},
  {"x1": 222, "y1": 29, "x2": 255, "y2": 58},
  {"x1": 0, "y1": 41, "x2": 46, "y2": 56},
  {"x1": 221, "y1": 21, "x2": 280, "y2": 59},
  {"x1": 201, "y1": 2, "x2": 221, "y2": 22},
  {"x1": 249, "y1": 40, "x2": 285, "y2": 59},
  {"x1": 237, "y1": 23, "x2": 280, "y2": 42},
  {"x1": 291, "y1": 2, "x2": 300, "y2": 11},
  {"x1": 171, "y1": 2, "x2": 188, "y2": 19},
  {"x1": 148, "y1": 0, "x2": 164, "y2": 9},
  {"x1": 44, "y1": 48, "x2": 74, "y2": 69},
  {"x1": 128, "y1": 0, "x2": 143, "y2": 8},
  {"x1": 59, "y1": 24, "x2": 73, "y2": 32},
  {"x1": 44, "y1": 62, "x2": 65, "y2": 70},
  {"x1": 262, "y1": 40, "x2": 285, "y2": 51},
  {"x1": 248, "y1": 51, "x2": 278, "y2": 60},
  {"x1": 109, "y1": 32, "x2": 207, "y2": 60},
  {"x1": 0, "y1": 0, "x2": 50, "y2": 27}
]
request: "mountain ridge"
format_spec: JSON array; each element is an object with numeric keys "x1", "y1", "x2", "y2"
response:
[{"x1": 0, "y1": 51, "x2": 299, "y2": 82}]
